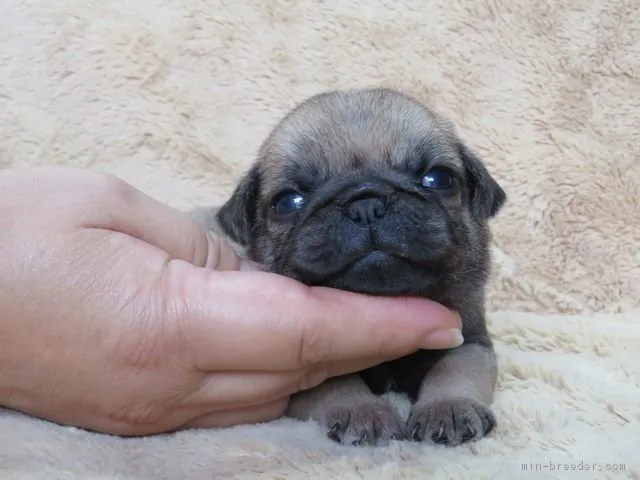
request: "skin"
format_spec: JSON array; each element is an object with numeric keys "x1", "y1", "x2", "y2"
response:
[
  {"x1": 0, "y1": 166, "x2": 464, "y2": 436},
  {"x1": 210, "y1": 88, "x2": 506, "y2": 446}
]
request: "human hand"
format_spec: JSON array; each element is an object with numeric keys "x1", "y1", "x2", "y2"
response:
[{"x1": 0, "y1": 166, "x2": 462, "y2": 436}]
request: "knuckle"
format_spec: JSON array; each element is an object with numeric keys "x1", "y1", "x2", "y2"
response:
[
  {"x1": 85, "y1": 171, "x2": 136, "y2": 208},
  {"x1": 51, "y1": 170, "x2": 136, "y2": 227}
]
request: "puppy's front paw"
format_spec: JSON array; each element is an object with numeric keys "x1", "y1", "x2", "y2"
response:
[
  {"x1": 319, "y1": 400, "x2": 404, "y2": 446},
  {"x1": 406, "y1": 398, "x2": 496, "y2": 446}
]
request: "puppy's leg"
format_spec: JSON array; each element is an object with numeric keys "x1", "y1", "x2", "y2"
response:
[
  {"x1": 286, "y1": 374, "x2": 404, "y2": 446},
  {"x1": 406, "y1": 339, "x2": 498, "y2": 446}
]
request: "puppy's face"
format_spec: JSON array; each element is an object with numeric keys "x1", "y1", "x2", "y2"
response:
[{"x1": 217, "y1": 89, "x2": 506, "y2": 301}]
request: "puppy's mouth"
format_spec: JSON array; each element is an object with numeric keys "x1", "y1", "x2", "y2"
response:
[
  {"x1": 350, "y1": 250, "x2": 417, "y2": 270},
  {"x1": 311, "y1": 249, "x2": 441, "y2": 296}
]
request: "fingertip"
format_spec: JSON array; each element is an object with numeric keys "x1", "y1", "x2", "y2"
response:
[
  {"x1": 397, "y1": 296, "x2": 461, "y2": 325},
  {"x1": 392, "y1": 296, "x2": 462, "y2": 331},
  {"x1": 311, "y1": 287, "x2": 461, "y2": 330},
  {"x1": 239, "y1": 259, "x2": 264, "y2": 272},
  {"x1": 201, "y1": 230, "x2": 243, "y2": 271},
  {"x1": 420, "y1": 328, "x2": 465, "y2": 349},
  {"x1": 294, "y1": 287, "x2": 464, "y2": 363}
]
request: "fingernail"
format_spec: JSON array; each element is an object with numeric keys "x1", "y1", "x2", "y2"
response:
[{"x1": 421, "y1": 328, "x2": 464, "y2": 349}]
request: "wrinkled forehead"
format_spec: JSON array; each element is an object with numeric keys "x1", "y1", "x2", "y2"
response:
[{"x1": 258, "y1": 90, "x2": 462, "y2": 189}]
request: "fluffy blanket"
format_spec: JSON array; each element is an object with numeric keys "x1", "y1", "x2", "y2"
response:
[{"x1": 0, "y1": 0, "x2": 638, "y2": 479}]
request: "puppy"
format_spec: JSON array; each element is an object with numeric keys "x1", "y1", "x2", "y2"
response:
[{"x1": 193, "y1": 88, "x2": 506, "y2": 447}]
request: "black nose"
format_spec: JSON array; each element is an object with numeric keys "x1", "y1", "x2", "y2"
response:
[{"x1": 339, "y1": 183, "x2": 391, "y2": 225}]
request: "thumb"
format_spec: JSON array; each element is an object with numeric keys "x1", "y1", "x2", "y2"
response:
[{"x1": 169, "y1": 265, "x2": 463, "y2": 373}]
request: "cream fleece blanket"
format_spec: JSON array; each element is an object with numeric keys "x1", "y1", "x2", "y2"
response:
[{"x1": 0, "y1": 0, "x2": 639, "y2": 479}]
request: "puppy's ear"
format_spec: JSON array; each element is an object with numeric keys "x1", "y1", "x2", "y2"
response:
[
  {"x1": 458, "y1": 142, "x2": 506, "y2": 220},
  {"x1": 216, "y1": 164, "x2": 261, "y2": 245}
]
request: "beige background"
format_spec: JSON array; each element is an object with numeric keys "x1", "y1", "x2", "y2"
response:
[{"x1": 0, "y1": 0, "x2": 638, "y2": 479}]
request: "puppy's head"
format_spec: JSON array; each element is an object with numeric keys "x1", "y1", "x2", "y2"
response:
[{"x1": 217, "y1": 88, "x2": 506, "y2": 302}]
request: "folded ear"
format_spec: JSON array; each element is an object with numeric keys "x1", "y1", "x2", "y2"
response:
[
  {"x1": 216, "y1": 164, "x2": 261, "y2": 245},
  {"x1": 458, "y1": 142, "x2": 506, "y2": 220}
]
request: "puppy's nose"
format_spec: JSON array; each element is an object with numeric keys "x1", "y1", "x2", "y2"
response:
[{"x1": 339, "y1": 184, "x2": 391, "y2": 225}]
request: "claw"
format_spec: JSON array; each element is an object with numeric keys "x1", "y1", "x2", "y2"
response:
[
  {"x1": 327, "y1": 423, "x2": 343, "y2": 443},
  {"x1": 410, "y1": 423, "x2": 422, "y2": 441},
  {"x1": 461, "y1": 423, "x2": 476, "y2": 442},
  {"x1": 431, "y1": 424, "x2": 447, "y2": 444},
  {"x1": 352, "y1": 431, "x2": 371, "y2": 446},
  {"x1": 481, "y1": 412, "x2": 497, "y2": 435}
]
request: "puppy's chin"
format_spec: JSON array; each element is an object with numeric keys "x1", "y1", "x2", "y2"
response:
[{"x1": 293, "y1": 250, "x2": 444, "y2": 297}]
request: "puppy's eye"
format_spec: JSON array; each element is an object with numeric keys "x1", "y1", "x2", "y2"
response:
[
  {"x1": 272, "y1": 191, "x2": 305, "y2": 215},
  {"x1": 421, "y1": 167, "x2": 455, "y2": 189}
]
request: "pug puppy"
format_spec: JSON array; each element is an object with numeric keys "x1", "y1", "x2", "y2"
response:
[{"x1": 192, "y1": 88, "x2": 506, "y2": 447}]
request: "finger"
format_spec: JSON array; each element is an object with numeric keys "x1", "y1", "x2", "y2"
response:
[
  {"x1": 185, "y1": 371, "x2": 304, "y2": 411},
  {"x1": 173, "y1": 266, "x2": 462, "y2": 373},
  {"x1": 187, "y1": 346, "x2": 460, "y2": 414},
  {"x1": 300, "y1": 287, "x2": 463, "y2": 364},
  {"x1": 183, "y1": 363, "x2": 378, "y2": 411},
  {"x1": 183, "y1": 397, "x2": 289, "y2": 429},
  {"x1": 318, "y1": 327, "x2": 464, "y2": 380},
  {"x1": 88, "y1": 181, "x2": 243, "y2": 271},
  {"x1": 19, "y1": 166, "x2": 246, "y2": 271}
]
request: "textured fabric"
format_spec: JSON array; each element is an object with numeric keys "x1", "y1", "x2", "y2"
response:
[{"x1": 0, "y1": 0, "x2": 638, "y2": 478}]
